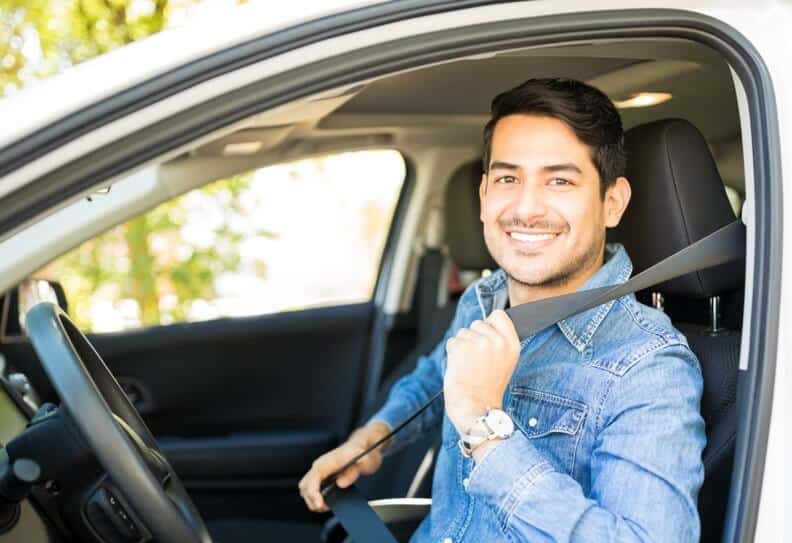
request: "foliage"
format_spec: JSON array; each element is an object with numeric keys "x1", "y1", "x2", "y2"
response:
[
  {"x1": 2, "y1": 0, "x2": 402, "y2": 333},
  {"x1": 0, "y1": 0, "x2": 169, "y2": 93},
  {"x1": 38, "y1": 173, "x2": 255, "y2": 330},
  {"x1": 1, "y1": 0, "x2": 255, "y2": 331}
]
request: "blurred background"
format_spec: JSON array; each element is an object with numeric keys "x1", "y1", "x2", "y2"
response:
[
  {"x1": 1, "y1": 0, "x2": 406, "y2": 333},
  {"x1": 0, "y1": 0, "x2": 247, "y2": 94}
]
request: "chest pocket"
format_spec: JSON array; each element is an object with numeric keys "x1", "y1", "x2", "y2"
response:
[{"x1": 508, "y1": 387, "x2": 588, "y2": 475}]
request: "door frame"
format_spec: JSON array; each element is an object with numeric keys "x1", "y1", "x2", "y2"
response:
[{"x1": 0, "y1": 7, "x2": 780, "y2": 542}]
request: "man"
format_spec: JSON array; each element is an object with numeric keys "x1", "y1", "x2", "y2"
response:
[{"x1": 299, "y1": 78, "x2": 705, "y2": 542}]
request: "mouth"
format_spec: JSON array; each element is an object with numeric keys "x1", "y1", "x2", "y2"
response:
[{"x1": 505, "y1": 230, "x2": 561, "y2": 249}]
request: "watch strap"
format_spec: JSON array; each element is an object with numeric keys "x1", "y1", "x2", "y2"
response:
[{"x1": 458, "y1": 409, "x2": 509, "y2": 457}]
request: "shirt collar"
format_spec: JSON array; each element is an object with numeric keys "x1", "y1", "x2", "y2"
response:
[{"x1": 475, "y1": 243, "x2": 633, "y2": 352}]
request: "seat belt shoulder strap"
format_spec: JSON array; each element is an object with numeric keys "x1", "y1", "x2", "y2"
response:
[{"x1": 323, "y1": 219, "x2": 745, "y2": 542}]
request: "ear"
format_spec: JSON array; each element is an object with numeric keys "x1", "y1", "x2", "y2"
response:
[
  {"x1": 604, "y1": 177, "x2": 631, "y2": 228},
  {"x1": 479, "y1": 173, "x2": 487, "y2": 222}
]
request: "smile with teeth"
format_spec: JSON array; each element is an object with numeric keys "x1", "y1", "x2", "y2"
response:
[{"x1": 509, "y1": 232, "x2": 559, "y2": 242}]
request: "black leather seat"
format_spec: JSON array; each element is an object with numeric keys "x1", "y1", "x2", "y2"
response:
[
  {"x1": 612, "y1": 118, "x2": 743, "y2": 543},
  {"x1": 442, "y1": 161, "x2": 496, "y2": 273}
]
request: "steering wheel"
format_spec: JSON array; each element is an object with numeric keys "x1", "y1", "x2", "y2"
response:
[{"x1": 25, "y1": 302, "x2": 212, "y2": 543}]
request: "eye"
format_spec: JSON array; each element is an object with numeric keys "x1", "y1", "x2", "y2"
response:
[
  {"x1": 495, "y1": 175, "x2": 518, "y2": 184},
  {"x1": 549, "y1": 177, "x2": 572, "y2": 187}
]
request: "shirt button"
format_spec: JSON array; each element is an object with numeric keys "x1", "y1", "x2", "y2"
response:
[
  {"x1": 443, "y1": 538, "x2": 453, "y2": 543},
  {"x1": 462, "y1": 477, "x2": 469, "y2": 489},
  {"x1": 528, "y1": 417, "x2": 539, "y2": 428}
]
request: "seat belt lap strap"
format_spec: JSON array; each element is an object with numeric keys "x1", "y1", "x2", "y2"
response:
[
  {"x1": 323, "y1": 220, "x2": 745, "y2": 541},
  {"x1": 324, "y1": 485, "x2": 400, "y2": 543}
]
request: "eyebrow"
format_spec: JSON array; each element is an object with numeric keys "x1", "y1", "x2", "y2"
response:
[
  {"x1": 489, "y1": 161, "x2": 521, "y2": 172},
  {"x1": 542, "y1": 162, "x2": 583, "y2": 175},
  {"x1": 488, "y1": 161, "x2": 583, "y2": 175}
]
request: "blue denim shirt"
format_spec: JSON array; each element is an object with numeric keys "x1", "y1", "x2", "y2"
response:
[{"x1": 370, "y1": 243, "x2": 706, "y2": 542}]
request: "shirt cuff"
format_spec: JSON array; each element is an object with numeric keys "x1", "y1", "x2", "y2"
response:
[
  {"x1": 367, "y1": 405, "x2": 402, "y2": 434},
  {"x1": 366, "y1": 416, "x2": 394, "y2": 433},
  {"x1": 366, "y1": 404, "x2": 410, "y2": 455},
  {"x1": 466, "y1": 430, "x2": 554, "y2": 524}
]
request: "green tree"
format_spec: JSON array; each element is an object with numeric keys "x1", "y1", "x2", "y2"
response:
[
  {"x1": 3, "y1": 0, "x2": 254, "y2": 330},
  {"x1": 0, "y1": 0, "x2": 168, "y2": 92},
  {"x1": 1, "y1": 0, "x2": 171, "y2": 328},
  {"x1": 39, "y1": 173, "x2": 255, "y2": 330}
]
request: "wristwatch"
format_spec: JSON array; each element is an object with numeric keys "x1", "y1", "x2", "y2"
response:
[{"x1": 458, "y1": 408, "x2": 515, "y2": 457}]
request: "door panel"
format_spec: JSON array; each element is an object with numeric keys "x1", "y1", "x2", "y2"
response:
[
  {"x1": 159, "y1": 429, "x2": 335, "y2": 481},
  {"x1": 90, "y1": 302, "x2": 372, "y2": 439},
  {"x1": 3, "y1": 301, "x2": 374, "y2": 527}
]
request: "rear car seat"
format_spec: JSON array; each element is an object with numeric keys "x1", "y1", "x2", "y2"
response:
[{"x1": 358, "y1": 160, "x2": 493, "y2": 501}]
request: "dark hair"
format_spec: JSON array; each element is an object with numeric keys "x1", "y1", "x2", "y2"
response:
[{"x1": 482, "y1": 78, "x2": 626, "y2": 197}]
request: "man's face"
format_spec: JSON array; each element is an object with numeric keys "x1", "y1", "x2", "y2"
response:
[{"x1": 480, "y1": 114, "x2": 625, "y2": 288}]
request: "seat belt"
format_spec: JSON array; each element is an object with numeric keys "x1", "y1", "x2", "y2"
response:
[
  {"x1": 416, "y1": 249, "x2": 445, "y2": 345},
  {"x1": 322, "y1": 219, "x2": 745, "y2": 543},
  {"x1": 324, "y1": 485, "x2": 400, "y2": 543}
]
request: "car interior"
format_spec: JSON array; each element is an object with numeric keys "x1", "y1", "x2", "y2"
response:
[{"x1": 0, "y1": 36, "x2": 748, "y2": 543}]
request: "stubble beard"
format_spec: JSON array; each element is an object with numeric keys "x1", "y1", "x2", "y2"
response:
[{"x1": 498, "y1": 231, "x2": 606, "y2": 290}]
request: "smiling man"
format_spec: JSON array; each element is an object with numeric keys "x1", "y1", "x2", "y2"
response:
[{"x1": 300, "y1": 78, "x2": 705, "y2": 542}]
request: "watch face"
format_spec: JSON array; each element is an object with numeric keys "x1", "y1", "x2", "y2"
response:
[{"x1": 486, "y1": 409, "x2": 515, "y2": 438}]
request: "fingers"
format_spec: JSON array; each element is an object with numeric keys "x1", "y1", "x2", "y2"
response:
[
  {"x1": 299, "y1": 451, "x2": 346, "y2": 512},
  {"x1": 469, "y1": 319, "x2": 500, "y2": 341},
  {"x1": 298, "y1": 444, "x2": 384, "y2": 513},
  {"x1": 449, "y1": 318, "x2": 506, "y2": 346},
  {"x1": 298, "y1": 463, "x2": 328, "y2": 512},
  {"x1": 487, "y1": 309, "x2": 519, "y2": 342},
  {"x1": 357, "y1": 448, "x2": 383, "y2": 475},
  {"x1": 336, "y1": 448, "x2": 383, "y2": 488},
  {"x1": 335, "y1": 465, "x2": 360, "y2": 488},
  {"x1": 446, "y1": 313, "x2": 520, "y2": 365}
]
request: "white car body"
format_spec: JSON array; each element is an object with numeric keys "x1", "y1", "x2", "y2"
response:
[{"x1": 0, "y1": 1, "x2": 787, "y2": 541}]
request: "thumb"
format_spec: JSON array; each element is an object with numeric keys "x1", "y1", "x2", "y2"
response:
[
  {"x1": 336, "y1": 465, "x2": 361, "y2": 488},
  {"x1": 358, "y1": 450, "x2": 383, "y2": 475},
  {"x1": 488, "y1": 309, "x2": 519, "y2": 341}
]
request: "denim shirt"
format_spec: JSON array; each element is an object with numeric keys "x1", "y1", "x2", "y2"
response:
[{"x1": 370, "y1": 244, "x2": 706, "y2": 543}]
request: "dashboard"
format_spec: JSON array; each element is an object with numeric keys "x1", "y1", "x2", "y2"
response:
[
  {"x1": 0, "y1": 375, "x2": 59, "y2": 542},
  {"x1": 0, "y1": 380, "x2": 31, "y2": 446}
]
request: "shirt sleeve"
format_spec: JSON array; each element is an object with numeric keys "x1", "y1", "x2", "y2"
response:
[
  {"x1": 367, "y1": 300, "x2": 467, "y2": 456},
  {"x1": 466, "y1": 343, "x2": 706, "y2": 542},
  {"x1": 369, "y1": 325, "x2": 454, "y2": 455}
]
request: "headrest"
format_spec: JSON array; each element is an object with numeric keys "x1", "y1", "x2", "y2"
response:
[
  {"x1": 444, "y1": 161, "x2": 497, "y2": 271},
  {"x1": 610, "y1": 119, "x2": 744, "y2": 298}
]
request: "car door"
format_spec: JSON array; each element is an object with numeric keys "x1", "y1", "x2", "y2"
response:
[
  {"x1": 0, "y1": 148, "x2": 409, "y2": 535},
  {"x1": 0, "y1": 2, "x2": 782, "y2": 543}
]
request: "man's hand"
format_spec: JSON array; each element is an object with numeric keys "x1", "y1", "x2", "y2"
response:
[
  {"x1": 444, "y1": 309, "x2": 520, "y2": 435},
  {"x1": 298, "y1": 422, "x2": 391, "y2": 512}
]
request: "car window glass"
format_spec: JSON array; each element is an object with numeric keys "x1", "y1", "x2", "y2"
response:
[{"x1": 33, "y1": 149, "x2": 406, "y2": 332}]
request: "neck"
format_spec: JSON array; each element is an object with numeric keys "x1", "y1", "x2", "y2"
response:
[{"x1": 507, "y1": 250, "x2": 605, "y2": 307}]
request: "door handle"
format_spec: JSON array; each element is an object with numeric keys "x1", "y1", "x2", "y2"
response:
[{"x1": 117, "y1": 377, "x2": 154, "y2": 415}]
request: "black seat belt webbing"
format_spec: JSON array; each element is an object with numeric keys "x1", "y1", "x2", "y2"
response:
[
  {"x1": 506, "y1": 220, "x2": 745, "y2": 339},
  {"x1": 324, "y1": 485, "x2": 399, "y2": 543},
  {"x1": 323, "y1": 219, "x2": 745, "y2": 542}
]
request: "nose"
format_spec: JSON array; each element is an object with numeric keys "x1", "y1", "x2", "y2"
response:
[{"x1": 512, "y1": 178, "x2": 548, "y2": 221}]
